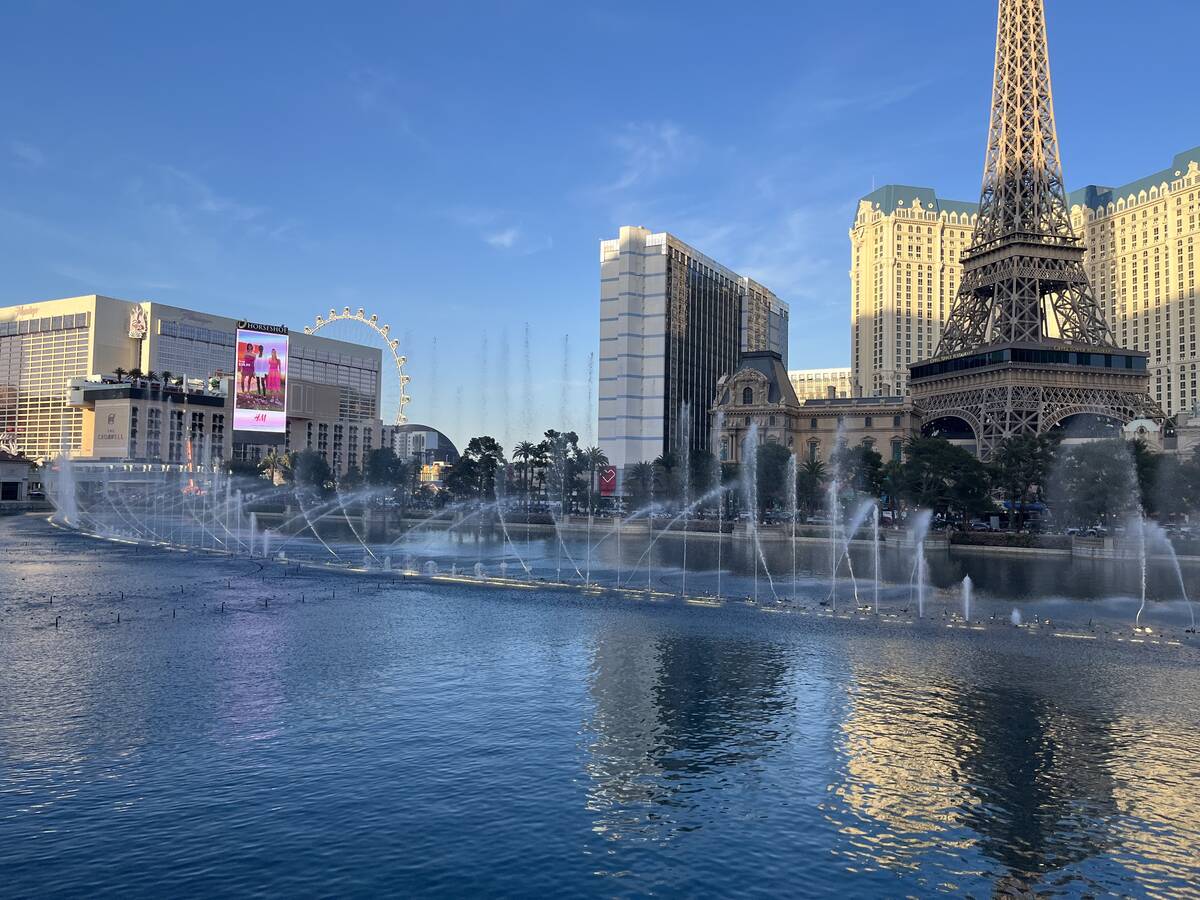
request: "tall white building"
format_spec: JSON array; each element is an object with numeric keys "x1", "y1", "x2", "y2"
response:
[{"x1": 598, "y1": 226, "x2": 787, "y2": 474}]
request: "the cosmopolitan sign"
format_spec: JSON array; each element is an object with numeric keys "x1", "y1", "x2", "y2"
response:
[{"x1": 234, "y1": 321, "x2": 289, "y2": 434}]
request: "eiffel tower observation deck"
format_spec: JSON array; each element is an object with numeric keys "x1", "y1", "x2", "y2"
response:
[{"x1": 908, "y1": 0, "x2": 1160, "y2": 460}]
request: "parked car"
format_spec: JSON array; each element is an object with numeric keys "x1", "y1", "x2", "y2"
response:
[{"x1": 969, "y1": 521, "x2": 993, "y2": 532}]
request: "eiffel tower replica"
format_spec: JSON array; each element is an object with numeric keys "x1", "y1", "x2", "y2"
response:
[{"x1": 909, "y1": 0, "x2": 1160, "y2": 460}]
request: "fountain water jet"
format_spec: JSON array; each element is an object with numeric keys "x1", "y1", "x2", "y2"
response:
[
  {"x1": 785, "y1": 454, "x2": 797, "y2": 602},
  {"x1": 907, "y1": 510, "x2": 933, "y2": 618},
  {"x1": 872, "y1": 505, "x2": 881, "y2": 614}
]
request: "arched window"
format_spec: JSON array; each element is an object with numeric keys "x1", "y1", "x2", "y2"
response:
[
  {"x1": 808, "y1": 441, "x2": 820, "y2": 463},
  {"x1": 742, "y1": 386, "x2": 753, "y2": 405}
]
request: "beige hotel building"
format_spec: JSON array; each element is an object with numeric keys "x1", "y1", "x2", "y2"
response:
[
  {"x1": 787, "y1": 367, "x2": 853, "y2": 401},
  {"x1": 0, "y1": 294, "x2": 383, "y2": 475},
  {"x1": 850, "y1": 146, "x2": 1200, "y2": 417}
]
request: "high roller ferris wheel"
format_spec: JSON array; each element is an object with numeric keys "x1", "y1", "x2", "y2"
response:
[{"x1": 304, "y1": 307, "x2": 411, "y2": 425}]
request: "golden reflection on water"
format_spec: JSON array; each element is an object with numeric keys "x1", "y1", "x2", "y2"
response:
[{"x1": 1104, "y1": 666, "x2": 1200, "y2": 896}]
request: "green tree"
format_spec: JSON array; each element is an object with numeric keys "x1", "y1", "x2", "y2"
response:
[
  {"x1": 292, "y1": 449, "x2": 333, "y2": 494},
  {"x1": 988, "y1": 433, "x2": 1058, "y2": 529},
  {"x1": 1147, "y1": 454, "x2": 1196, "y2": 521},
  {"x1": 626, "y1": 461, "x2": 655, "y2": 511},
  {"x1": 112, "y1": 367, "x2": 127, "y2": 383},
  {"x1": 579, "y1": 446, "x2": 609, "y2": 514},
  {"x1": 259, "y1": 448, "x2": 292, "y2": 484},
  {"x1": 901, "y1": 437, "x2": 992, "y2": 525},
  {"x1": 879, "y1": 459, "x2": 905, "y2": 518},
  {"x1": 720, "y1": 461, "x2": 741, "y2": 518},
  {"x1": 226, "y1": 459, "x2": 261, "y2": 479},
  {"x1": 652, "y1": 452, "x2": 681, "y2": 506},
  {"x1": 1130, "y1": 438, "x2": 1158, "y2": 514},
  {"x1": 1048, "y1": 439, "x2": 1138, "y2": 527},
  {"x1": 755, "y1": 441, "x2": 792, "y2": 519},
  {"x1": 512, "y1": 440, "x2": 538, "y2": 508},
  {"x1": 831, "y1": 443, "x2": 884, "y2": 496},
  {"x1": 365, "y1": 447, "x2": 402, "y2": 486},
  {"x1": 688, "y1": 449, "x2": 719, "y2": 508},
  {"x1": 446, "y1": 436, "x2": 507, "y2": 500},
  {"x1": 796, "y1": 458, "x2": 827, "y2": 519},
  {"x1": 542, "y1": 430, "x2": 580, "y2": 511}
]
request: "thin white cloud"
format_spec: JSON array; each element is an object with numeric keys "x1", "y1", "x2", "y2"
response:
[
  {"x1": 9, "y1": 140, "x2": 46, "y2": 168},
  {"x1": 485, "y1": 227, "x2": 520, "y2": 249},
  {"x1": 444, "y1": 206, "x2": 500, "y2": 229},
  {"x1": 160, "y1": 165, "x2": 264, "y2": 222},
  {"x1": 595, "y1": 120, "x2": 700, "y2": 195}
]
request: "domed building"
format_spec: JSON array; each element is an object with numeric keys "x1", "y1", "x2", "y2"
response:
[{"x1": 383, "y1": 423, "x2": 460, "y2": 465}]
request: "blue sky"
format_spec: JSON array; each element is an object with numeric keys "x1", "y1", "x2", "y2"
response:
[{"x1": 2, "y1": 1, "x2": 1194, "y2": 451}]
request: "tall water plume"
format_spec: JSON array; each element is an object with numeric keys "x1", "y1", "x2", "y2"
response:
[
  {"x1": 785, "y1": 453, "x2": 798, "y2": 602},
  {"x1": 908, "y1": 509, "x2": 933, "y2": 617}
]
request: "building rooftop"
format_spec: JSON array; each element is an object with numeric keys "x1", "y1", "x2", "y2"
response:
[
  {"x1": 857, "y1": 185, "x2": 977, "y2": 220},
  {"x1": 858, "y1": 147, "x2": 1200, "y2": 224},
  {"x1": 1069, "y1": 146, "x2": 1200, "y2": 211},
  {"x1": 732, "y1": 351, "x2": 801, "y2": 407},
  {"x1": 803, "y1": 396, "x2": 907, "y2": 408}
]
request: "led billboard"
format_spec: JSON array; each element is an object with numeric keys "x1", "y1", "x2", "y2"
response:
[{"x1": 234, "y1": 322, "x2": 289, "y2": 434}]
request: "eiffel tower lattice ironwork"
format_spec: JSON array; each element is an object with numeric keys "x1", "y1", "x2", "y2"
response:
[{"x1": 909, "y1": 0, "x2": 1160, "y2": 459}]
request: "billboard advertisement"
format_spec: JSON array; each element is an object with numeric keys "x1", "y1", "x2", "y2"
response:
[{"x1": 234, "y1": 322, "x2": 289, "y2": 434}]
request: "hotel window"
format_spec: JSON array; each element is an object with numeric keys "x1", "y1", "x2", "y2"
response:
[
  {"x1": 205, "y1": 414, "x2": 223, "y2": 461},
  {"x1": 147, "y1": 408, "x2": 162, "y2": 459},
  {"x1": 168, "y1": 410, "x2": 184, "y2": 462}
]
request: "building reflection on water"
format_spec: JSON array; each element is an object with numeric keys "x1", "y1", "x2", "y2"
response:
[
  {"x1": 826, "y1": 643, "x2": 1200, "y2": 894},
  {"x1": 582, "y1": 622, "x2": 796, "y2": 845}
]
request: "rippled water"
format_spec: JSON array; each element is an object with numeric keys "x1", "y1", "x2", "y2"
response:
[{"x1": 2, "y1": 515, "x2": 1199, "y2": 897}]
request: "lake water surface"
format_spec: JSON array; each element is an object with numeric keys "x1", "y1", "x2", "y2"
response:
[{"x1": 2, "y1": 515, "x2": 1198, "y2": 897}]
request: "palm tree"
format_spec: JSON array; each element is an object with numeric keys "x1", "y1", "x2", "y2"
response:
[
  {"x1": 259, "y1": 449, "x2": 291, "y2": 484},
  {"x1": 531, "y1": 443, "x2": 550, "y2": 506},
  {"x1": 145, "y1": 370, "x2": 160, "y2": 391},
  {"x1": 652, "y1": 452, "x2": 679, "y2": 507},
  {"x1": 113, "y1": 367, "x2": 127, "y2": 383},
  {"x1": 160, "y1": 370, "x2": 174, "y2": 391},
  {"x1": 627, "y1": 461, "x2": 655, "y2": 512},
  {"x1": 797, "y1": 458, "x2": 827, "y2": 520},
  {"x1": 580, "y1": 446, "x2": 609, "y2": 514},
  {"x1": 512, "y1": 440, "x2": 537, "y2": 508},
  {"x1": 128, "y1": 367, "x2": 144, "y2": 384}
]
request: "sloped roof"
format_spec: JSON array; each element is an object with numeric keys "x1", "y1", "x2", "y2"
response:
[
  {"x1": 859, "y1": 184, "x2": 977, "y2": 219},
  {"x1": 734, "y1": 351, "x2": 801, "y2": 407},
  {"x1": 1069, "y1": 146, "x2": 1200, "y2": 211}
]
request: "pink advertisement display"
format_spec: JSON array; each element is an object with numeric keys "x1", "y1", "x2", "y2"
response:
[{"x1": 234, "y1": 326, "x2": 289, "y2": 433}]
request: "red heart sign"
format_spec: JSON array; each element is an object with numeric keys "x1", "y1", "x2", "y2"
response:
[{"x1": 599, "y1": 466, "x2": 617, "y2": 496}]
